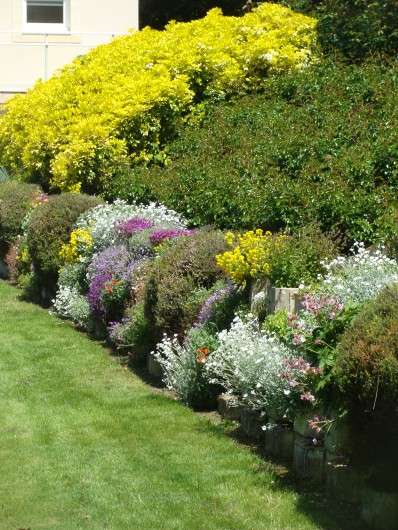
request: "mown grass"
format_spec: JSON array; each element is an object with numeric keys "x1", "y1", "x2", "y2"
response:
[{"x1": 0, "y1": 280, "x2": 360, "y2": 529}]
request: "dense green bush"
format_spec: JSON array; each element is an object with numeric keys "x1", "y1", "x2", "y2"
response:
[
  {"x1": 275, "y1": 0, "x2": 398, "y2": 60},
  {"x1": 267, "y1": 223, "x2": 341, "y2": 287},
  {"x1": 333, "y1": 283, "x2": 398, "y2": 490},
  {"x1": 334, "y1": 284, "x2": 398, "y2": 418},
  {"x1": 114, "y1": 60, "x2": 398, "y2": 245},
  {"x1": 144, "y1": 230, "x2": 228, "y2": 341},
  {"x1": 0, "y1": 181, "x2": 42, "y2": 253},
  {"x1": 27, "y1": 193, "x2": 103, "y2": 290}
]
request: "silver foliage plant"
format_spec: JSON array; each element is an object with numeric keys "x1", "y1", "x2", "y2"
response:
[{"x1": 205, "y1": 314, "x2": 297, "y2": 415}]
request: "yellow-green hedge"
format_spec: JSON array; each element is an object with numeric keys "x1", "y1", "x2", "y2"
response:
[{"x1": 0, "y1": 4, "x2": 317, "y2": 194}]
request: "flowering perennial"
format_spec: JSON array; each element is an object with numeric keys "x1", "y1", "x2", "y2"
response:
[
  {"x1": 205, "y1": 314, "x2": 297, "y2": 414},
  {"x1": 216, "y1": 230, "x2": 287, "y2": 285}
]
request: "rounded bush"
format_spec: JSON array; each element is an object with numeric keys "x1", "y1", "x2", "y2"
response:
[
  {"x1": 27, "y1": 193, "x2": 103, "y2": 289},
  {"x1": 334, "y1": 283, "x2": 398, "y2": 417},
  {"x1": 144, "y1": 229, "x2": 228, "y2": 340},
  {"x1": 0, "y1": 181, "x2": 42, "y2": 252},
  {"x1": 333, "y1": 283, "x2": 398, "y2": 490}
]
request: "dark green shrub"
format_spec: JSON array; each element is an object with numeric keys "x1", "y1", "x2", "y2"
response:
[
  {"x1": 27, "y1": 193, "x2": 103, "y2": 290},
  {"x1": 275, "y1": 0, "x2": 398, "y2": 60},
  {"x1": 267, "y1": 223, "x2": 341, "y2": 287},
  {"x1": 116, "y1": 60, "x2": 398, "y2": 246},
  {"x1": 144, "y1": 230, "x2": 228, "y2": 341},
  {"x1": 333, "y1": 284, "x2": 398, "y2": 490},
  {"x1": 0, "y1": 181, "x2": 42, "y2": 253},
  {"x1": 334, "y1": 284, "x2": 398, "y2": 417}
]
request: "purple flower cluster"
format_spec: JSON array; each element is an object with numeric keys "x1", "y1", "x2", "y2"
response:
[
  {"x1": 197, "y1": 284, "x2": 235, "y2": 327},
  {"x1": 149, "y1": 229, "x2": 197, "y2": 246},
  {"x1": 32, "y1": 193, "x2": 51, "y2": 207},
  {"x1": 87, "y1": 244, "x2": 135, "y2": 320},
  {"x1": 114, "y1": 216, "x2": 154, "y2": 236}
]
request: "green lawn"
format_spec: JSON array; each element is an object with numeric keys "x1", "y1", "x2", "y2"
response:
[{"x1": 0, "y1": 280, "x2": 358, "y2": 529}]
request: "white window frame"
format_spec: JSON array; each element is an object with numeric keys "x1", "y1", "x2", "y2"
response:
[{"x1": 24, "y1": 0, "x2": 70, "y2": 34}]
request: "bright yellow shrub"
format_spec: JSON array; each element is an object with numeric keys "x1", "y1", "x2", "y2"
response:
[
  {"x1": 0, "y1": 4, "x2": 317, "y2": 194},
  {"x1": 216, "y1": 229, "x2": 287, "y2": 285},
  {"x1": 59, "y1": 228, "x2": 93, "y2": 264}
]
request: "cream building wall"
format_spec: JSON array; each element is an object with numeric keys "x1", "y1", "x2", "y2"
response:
[{"x1": 0, "y1": 0, "x2": 139, "y2": 101}]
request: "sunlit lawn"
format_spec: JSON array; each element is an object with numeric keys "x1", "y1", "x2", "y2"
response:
[{"x1": 0, "y1": 280, "x2": 360, "y2": 529}]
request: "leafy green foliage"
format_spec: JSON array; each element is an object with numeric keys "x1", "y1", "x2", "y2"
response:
[
  {"x1": 275, "y1": 0, "x2": 398, "y2": 60},
  {"x1": 144, "y1": 230, "x2": 228, "y2": 341},
  {"x1": 267, "y1": 223, "x2": 341, "y2": 287},
  {"x1": 27, "y1": 193, "x2": 103, "y2": 290},
  {"x1": 334, "y1": 284, "x2": 398, "y2": 416},
  {"x1": 0, "y1": 181, "x2": 42, "y2": 252},
  {"x1": 121, "y1": 60, "x2": 398, "y2": 245}
]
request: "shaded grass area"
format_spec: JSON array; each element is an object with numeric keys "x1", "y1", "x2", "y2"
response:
[{"x1": 0, "y1": 280, "x2": 360, "y2": 529}]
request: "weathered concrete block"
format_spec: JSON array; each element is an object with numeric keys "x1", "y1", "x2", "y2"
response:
[
  {"x1": 264, "y1": 423, "x2": 295, "y2": 460},
  {"x1": 217, "y1": 394, "x2": 244, "y2": 420},
  {"x1": 294, "y1": 411, "x2": 325, "y2": 439},
  {"x1": 0, "y1": 257, "x2": 9, "y2": 279},
  {"x1": 240, "y1": 408, "x2": 265, "y2": 439},
  {"x1": 267, "y1": 286, "x2": 301, "y2": 315},
  {"x1": 361, "y1": 486, "x2": 398, "y2": 530},
  {"x1": 147, "y1": 353, "x2": 163, "y2": 379},
  {"x1": 293, "y1": 438, "x2": 325, "y2": 483},
  {"x1": 325, "y1": 458, "x2": 362, "y2": 504},
  {"x1": 324, "y1": 418, "x2": 351, "y2": 455}
]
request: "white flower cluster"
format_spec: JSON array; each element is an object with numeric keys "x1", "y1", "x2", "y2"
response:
[
  {"x1": 52, "y1": 285, "x2": 91, "y2": 327},
  {"x1": 205, "y1": 314, "x2": 295, "y2": 414},
  {"x1": 75, "y1": 200, "x2": 187, "y2": 254},
  {"x1": 316, "y1": 242, "x2": 398, "y2": 304}
]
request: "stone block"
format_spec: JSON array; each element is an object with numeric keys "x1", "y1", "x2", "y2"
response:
[
  {"x1": 293, "y1": 438, "x2": 325, "y2": 483},
  {"x1": 361, "y1": 486, "x2": 398, "y2": 530},
  {"x1": 240, "y1": 408, "x2": 265, "y2": 439},
  {"x1": 266, "y1": 286, "x2": 301, "y2": 315},
  {"x1": 217, "y1": 394, "x2": 244, "y2": 420},
  {"x1": 264, "y1": 423, "x2": 294, "y2": 460},
  {"x1": 325, "y1": 458, "x2": 362, "y2": 504},
  {"x1": 147, "y1": 353, "x2": 163, "y2": 379}
]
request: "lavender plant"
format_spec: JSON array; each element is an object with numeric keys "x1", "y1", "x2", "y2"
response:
[{"x1": 86, "y1": 244, "x2": 136, "y2": 322}]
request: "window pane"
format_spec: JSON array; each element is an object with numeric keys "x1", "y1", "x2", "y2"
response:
[{"x1": 27, "y1": 2, "x2": 64, "y2": 24}]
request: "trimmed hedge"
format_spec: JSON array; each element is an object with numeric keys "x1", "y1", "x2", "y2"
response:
[
  {"x1": 27, "y1": 193, "x2": 103, "y2": 290},
  {"x1": 144, "y1": 229, "x2": 228, "y2": 341},
  {"x1": 0, "y1": 181, "x2": 42, "y2": 252},
  {"x1": 113, "y1": 60, "x2": 398, "y2": 246}
]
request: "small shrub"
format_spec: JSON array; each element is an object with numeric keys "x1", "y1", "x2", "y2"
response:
[
  {"x1": 334, "y1": 284, "x2": 398, "y2": 417},
  {"x1": 267, "y1": 223, "x2": 341, "y2": 287},
  {"x1": 195, "y1": 280, "x2": 248, "y2": 332},
  {"x1": 144, "y1": 229, "x2": 228, "y2": 340},
  {"x1": 333, "y1": 284, "x2": 398, "y2": 489},
  {"x1": 108, "y1": 301, "x2": 154, "y2": 361},
  {"x1": 27, "y1": 193, "x2": 103, "y2": 290},
  {"x1": 205, "y1": 314, "x2": 298, "y2": 416},
  {"x1": 154, "y1": 326, "x2": 220, "y2": 409},
  {"x1": 86, "y1": 244, "x2": 136, "y2": 324},
  {"x1": 0, "y1": 181, "x2": 42, "y2": 253}
]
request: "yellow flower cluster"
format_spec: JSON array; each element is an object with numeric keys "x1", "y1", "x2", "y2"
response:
[
  {"x1": 59, "y1": 228, "x2": 93, "y2": 264},
  {"x1": 216, "y1": 229, "x2": 287, "y2": 285},
  {"x1": 0, "y1": 4, "x2": 317, "y2": 193}
]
